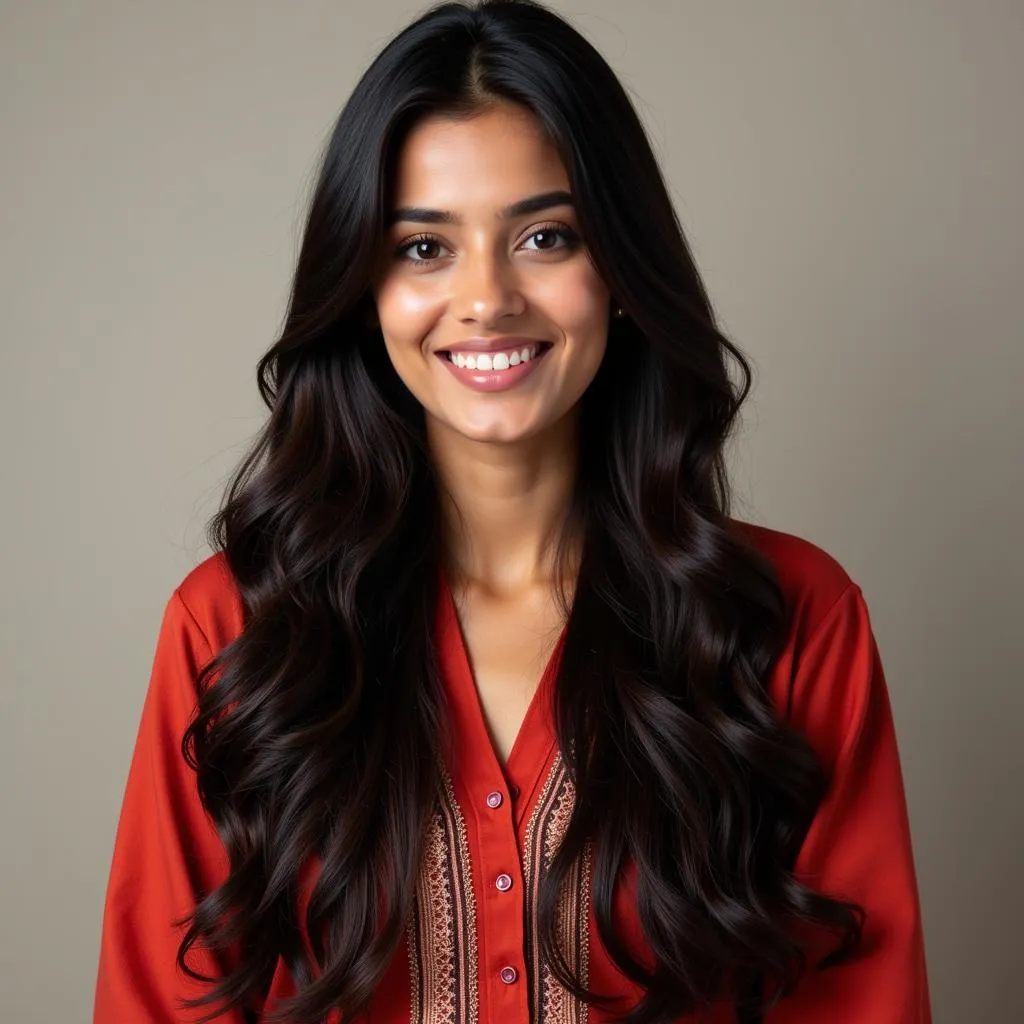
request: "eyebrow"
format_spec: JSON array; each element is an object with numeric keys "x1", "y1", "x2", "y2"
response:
[{"x1": 385, "y1": 189, "x2": 574, "y2": 228}]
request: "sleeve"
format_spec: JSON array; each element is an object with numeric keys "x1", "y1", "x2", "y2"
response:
[
  {"x1": 765, "y1": 583, "x2": 932, "y2": 1023},
  {"x1": 94, "y1": 588, "x2": 247, "y2": 1023}
]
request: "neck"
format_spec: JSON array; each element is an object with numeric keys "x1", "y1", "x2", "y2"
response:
[{"x1": 427, "y1": 412, "x2": 581, "y2": 598}]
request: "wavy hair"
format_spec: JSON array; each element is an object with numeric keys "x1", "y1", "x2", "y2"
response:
[{"x1": 178, "y1": 2, "x2": 863, "y2": 1021}]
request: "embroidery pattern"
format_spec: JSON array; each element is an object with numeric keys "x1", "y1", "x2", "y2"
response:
[
  {"x1": 407, "y1": 766, "x2": 478, "y2": 1024},
  {"x1": 523, "y1": 753, "x2": 593, "y2": 1024},
  {"x1": 407, "y1": 753, "x2": 591, "y2": 1024}
]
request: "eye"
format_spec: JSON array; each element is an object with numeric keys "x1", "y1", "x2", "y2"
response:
[
  {"x1": 395, "y1": 234, "x2": 451, "y2": 264},
  {"x1": 520, "y1": 224, "x2": 580, "y2": 253}
]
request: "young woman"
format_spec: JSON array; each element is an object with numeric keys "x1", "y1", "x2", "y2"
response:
[{"x1": 94, "y1": 1, "x2": 931, "y2": 1021}]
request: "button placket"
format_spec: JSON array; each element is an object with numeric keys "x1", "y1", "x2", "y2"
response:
[{"x1": 473, "y1": 780, "x2": 528, "y2": 1015}]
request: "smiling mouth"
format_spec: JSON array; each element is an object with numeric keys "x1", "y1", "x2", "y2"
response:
[
  {"x1": 438, "y1": 342, "x2": 552, "y2": 371},
  {"x1": 434, "y1": 341, "x2": 553, "y2": 393}
]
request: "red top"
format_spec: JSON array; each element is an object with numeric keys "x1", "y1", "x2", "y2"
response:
[{"x1": 94, "y1": 521, "x2": 931, "y2": 1022}]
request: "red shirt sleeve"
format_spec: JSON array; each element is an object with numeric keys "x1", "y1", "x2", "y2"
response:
[
  {"x1": 94, "y1": 588, "x2": 246, "y2": 1023},
  {"x1": 766, "y1": 583, "x2": 932, "y2": 1022}
]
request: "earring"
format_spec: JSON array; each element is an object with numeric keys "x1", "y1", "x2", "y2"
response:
[{"x1": 613, "y1": 306, "x2": 625, "y2": 319}]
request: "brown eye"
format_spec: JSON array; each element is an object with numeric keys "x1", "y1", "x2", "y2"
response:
[
  {"x1": 395, "y1": 235, "x2": 448, "y2": 263},
  {"x1": 521, "y1": 225, "x2": 579, "y2": 253}
]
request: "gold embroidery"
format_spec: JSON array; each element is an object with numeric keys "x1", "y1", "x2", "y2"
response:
[
  {"x1": 407, "y1": 766, "x2": 478, "y2": 1024},
  {"x1": 407, "y1": 753, "x2": 591, "y2": 1024},
  {"x1": 523, "y1": 753, "x2": 593, "y2": 1024}
]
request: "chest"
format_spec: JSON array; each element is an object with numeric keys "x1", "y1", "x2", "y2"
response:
[{"x1": 450, "y1": 585, "x2": 566, "y2": 765}]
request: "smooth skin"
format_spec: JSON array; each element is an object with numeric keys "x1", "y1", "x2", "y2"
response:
[{"x1": 371, "y1": 102, "x2": 613, "y2": 764}]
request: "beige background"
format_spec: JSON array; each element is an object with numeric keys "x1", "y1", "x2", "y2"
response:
[{"x1": 2, "y1": 1, "x2": 1020, "y2": 1020}]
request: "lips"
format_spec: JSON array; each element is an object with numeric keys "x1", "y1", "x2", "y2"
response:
[{"x1": 435, "y1": 340, "x2": 552, "y2": 393}]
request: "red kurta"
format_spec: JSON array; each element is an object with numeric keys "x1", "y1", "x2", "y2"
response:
[{"x1": 94, "y1": 521, "x2": 931, "y2": 1022}]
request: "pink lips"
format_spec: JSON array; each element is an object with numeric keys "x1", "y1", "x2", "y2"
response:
[{"x1": 436, "y1": 342, "x2": 551, "y2": 393}]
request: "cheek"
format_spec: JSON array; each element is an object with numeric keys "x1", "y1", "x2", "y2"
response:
[
  {"x1": 376, "y1": 279, "x2": 440, "y2": 352},
  {"x1": 532, "y1": 261, "x2": 610, "y2": 334}
]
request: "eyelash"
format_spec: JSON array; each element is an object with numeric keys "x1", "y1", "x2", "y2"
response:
[{"x1": 394, "y1": 222, "x2": 580, "y2": 265}]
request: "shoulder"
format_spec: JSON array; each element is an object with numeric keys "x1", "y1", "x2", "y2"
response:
[
  {"x1": 135, "y1": 552, "x2": 244, "y2": 733},
  {"x1": 728, "y1": 519, "x2": 882, "y2": 755},
  {"x1": 170, "y1": 550, "x2": 245, "y2": 655},
  {"x1": 729, "y1": 517, "x2": 859, "y2": 650}
]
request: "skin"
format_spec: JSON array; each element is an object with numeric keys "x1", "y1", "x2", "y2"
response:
[{"x1": 370, "y1": 102, "x2": 613, "y2": 764}]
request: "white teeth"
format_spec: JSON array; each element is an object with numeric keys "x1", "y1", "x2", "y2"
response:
[{"x1": 448, "y1": 344, "x2": 542, "y2": 371}]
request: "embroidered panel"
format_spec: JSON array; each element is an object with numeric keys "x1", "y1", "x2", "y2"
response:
[
  {"x1": 522, "y1": 753, "x2": 593, "y2": 1024},
  {"x1": 407, "y1": 753, "x2": 591, "y2": 1024},
  {"x1": 407, "y1": 767, "x2": 479, "y2": 1024}
]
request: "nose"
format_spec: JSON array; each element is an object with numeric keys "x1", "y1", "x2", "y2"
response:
[{"x1": 449, "y1": 245, "x2": 526, "y2": 326}]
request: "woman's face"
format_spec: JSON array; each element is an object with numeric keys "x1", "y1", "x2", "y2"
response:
[{"x1": 371, "y1": 102, "x2": 612, "y2": 446}]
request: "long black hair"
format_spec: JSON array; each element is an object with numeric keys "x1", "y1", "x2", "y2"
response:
[{"x1": 178, "y1": 2, "x2": 863, "y2": 1021}]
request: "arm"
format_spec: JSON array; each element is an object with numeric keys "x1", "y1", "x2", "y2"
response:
[
  {"x1": 94, "y1": 588, "x2": 247, "y2": 1023},
  {"x1": 766, "y1": 584, "x2": 932, "y2": 1023}
]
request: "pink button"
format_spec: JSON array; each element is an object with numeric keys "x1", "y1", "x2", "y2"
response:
[
  {"x1": 499, "y1": 965, "x2": 518, "y2": 984},
  {"x1": 486, "y1": 791, "x2": 503, "y2": 809},
  {"x1": 495, "y1": 873, "x2": 513, "y2": 892}
]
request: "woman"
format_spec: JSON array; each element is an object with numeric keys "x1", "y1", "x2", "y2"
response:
[{"x1": 94, "y1": 1, "x2": 931, "y2": 1021}]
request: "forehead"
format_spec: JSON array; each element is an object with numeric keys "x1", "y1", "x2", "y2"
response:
[{"x1": 389, "y1": 104, "x2": 569, "y2": 209}]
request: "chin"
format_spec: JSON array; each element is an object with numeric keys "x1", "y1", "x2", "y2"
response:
[
  {"x1": 456, "y1": 421, "x2": 541, "y2": 445},
  {"x1": 433, "y1": 409, "x2": 551, "y2": 446}
]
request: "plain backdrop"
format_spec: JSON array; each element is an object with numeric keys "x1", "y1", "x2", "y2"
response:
[{"x1": 2, "y1": 1, "x2": 1021, "y2": 1021}]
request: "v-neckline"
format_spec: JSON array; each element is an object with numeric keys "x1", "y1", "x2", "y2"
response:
[{"x1": 436, "y1": 566, "x2": 568, "y2": 814}]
